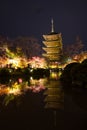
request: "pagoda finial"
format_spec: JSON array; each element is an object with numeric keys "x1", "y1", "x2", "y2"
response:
[{"x1": 51, "y1": 18, "x2": 54, "y2": 33}]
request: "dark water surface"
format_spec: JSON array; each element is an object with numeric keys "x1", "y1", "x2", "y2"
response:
[{"x1": 0, "y1": 72, "x2": 87, "y2": 130}]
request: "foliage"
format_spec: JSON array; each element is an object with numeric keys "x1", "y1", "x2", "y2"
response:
[
  {"x1": 28, "y1": 57, "x2": 47, "y2": 68},
  {"x1": 0, "y1": 67, "x2": 10, "y2": 76},
  {"x1": 60, "y1": 59, "x2": 87, "y2": 88},
  {"x1": 60, "y1": 62, "x2": 79, "y2": 84},
  {"x1": 63, "y1": 36, "x2": 84, "y2": 57},
  {"x1": 71, "y1": 60, "x2": 87, "y2": 87},
  {"x1": 3, "y1": 94, "x2": 15, "y2": 106},
  {"x1": 0, "y1": 36, "x2": 42, "y2": 58}
]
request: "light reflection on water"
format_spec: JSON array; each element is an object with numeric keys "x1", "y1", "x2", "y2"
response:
[
  {"x1": 0, "y1": 71, "x2": 87, "y2": 129},
  {"x1": 0, "y1": 77, "x2": 47, "y2": 95},
  {"x1": 0, "y1": 71, "x2": 64, "y2": 129},
  {"x1": 0, "y1": 72, "x2": 64, "y2": 110}
]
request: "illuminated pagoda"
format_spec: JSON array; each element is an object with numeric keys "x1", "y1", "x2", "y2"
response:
[{"x1": 42, "y1": 19, "x2": 63, "y2": 68}]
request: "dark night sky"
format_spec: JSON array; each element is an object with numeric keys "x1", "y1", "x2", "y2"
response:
[{"x1": 0, "y1": 0, "x2": 87, "y2": 45}]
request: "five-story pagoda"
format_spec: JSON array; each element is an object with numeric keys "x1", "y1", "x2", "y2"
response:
[{"x1": 42, "y1": 19, "x2": 63, "y2": 68}]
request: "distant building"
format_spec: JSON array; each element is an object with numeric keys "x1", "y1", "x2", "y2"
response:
[{"x1": 42, "y1": 19, "x2": 63, "y2": 68}]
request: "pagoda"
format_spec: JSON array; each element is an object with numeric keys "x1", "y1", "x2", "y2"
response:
[{"x1": 42, "y1": 19, "x2": 63, "y2": 68}]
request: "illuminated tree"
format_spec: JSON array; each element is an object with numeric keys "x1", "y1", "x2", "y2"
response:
[
  {"x1": 0, "y1": 35, "x2": 42, "y2": 58},
  {"x1": 14, "y1": 37, "x2": 42, "y2": 58},
  {"x1": 28, "y1": 57, "x2": 47, "y2": 68}
]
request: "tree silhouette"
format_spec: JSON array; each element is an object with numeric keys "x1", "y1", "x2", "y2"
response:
[
  {"x1": 63, "y1": 36, "x2": 84, "y2": 57},
  {"x1": 0, "y1": 35, "x2": 42, "y2": 58}
]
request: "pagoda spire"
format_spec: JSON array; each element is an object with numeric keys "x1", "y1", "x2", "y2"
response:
[{"x1": 51, "y1": 18, "x2": 54, "y2": 33}]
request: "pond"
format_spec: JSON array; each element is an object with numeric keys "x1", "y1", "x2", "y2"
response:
[{"x1": 0, "y1": 71, "x2": 87, "y2": 130}]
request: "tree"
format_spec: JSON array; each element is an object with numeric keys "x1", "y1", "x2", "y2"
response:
[
  {"x1": 63, "y1": 36, "x2": 84, "y2": 57},
  {"x1": 14, "y1": 36, "x2": 42, "y2": 58}
]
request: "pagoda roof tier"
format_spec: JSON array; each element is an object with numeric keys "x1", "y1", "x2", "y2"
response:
[
  {"x1": 43, "y1": 53, "x2": 62, "y2": 57},
  {"x1": 43, "y1": 40, "x2": 62, "y2": 47},
  {"x1": 42, "y1": 53, "x2": 61, "y2": 60},
  {"x1": 43, "y1": 47, "x2": 62, "y2": 53},
  {"x1": 43, "y1": 33, "x2": 62, "y2": 41}
]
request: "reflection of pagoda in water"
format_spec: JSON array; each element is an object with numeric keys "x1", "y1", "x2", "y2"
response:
[
  {"x1": 44, "y1": 72, "x2": 64, "y2": 110},
  {"x1": 44, "y1": 75, "x2": 64, "y2": 127},
  {"x1": 42, "y1": 19, "x2": 63, "y2": 68}
]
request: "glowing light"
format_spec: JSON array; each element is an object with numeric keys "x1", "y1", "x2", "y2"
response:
[
  {"x1": 29, "y1": 85, "x2": 45, "y2": 93},
  {"x1": 50, "y1": 72, "x2": 59, "y2": 80},
  {"x1": 0, "y1": 77, "x2": 48, "y2": 96},
  {"x1": 18, "y1": 78, "x2": 23, "y2": 83},
  {"x1": 28, "y1": 57, "x2": 47, "y2": 69},
  {"x1": 8, "y1": 87, "x2": 21, "y2": 95},
  {"x1": 0, "y1": 86, "x2": 9, "y2": 95},
  {"x1": 29, "y1": 78, "x2": 47, "y2": 93},
  {"x1": 30, "y1": 76, "x2": 33, "y2": 80},
  {"x1": 30, "y1": 69, "x2": 33, "y2": 72}
]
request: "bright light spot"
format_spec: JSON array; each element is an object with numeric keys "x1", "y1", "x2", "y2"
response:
[
  {"x1": 30, "y1": 69, "x2": 33, "y2": 72},
  {"x1": 30, "y1": 77, "x2": 33, "y2": 80},
  {"x1": 18, "y1": 78, "x2": 23, "y2": 83},
  {"x1": 8, "y1": 88, "x2": 21, "y2": 95}
]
